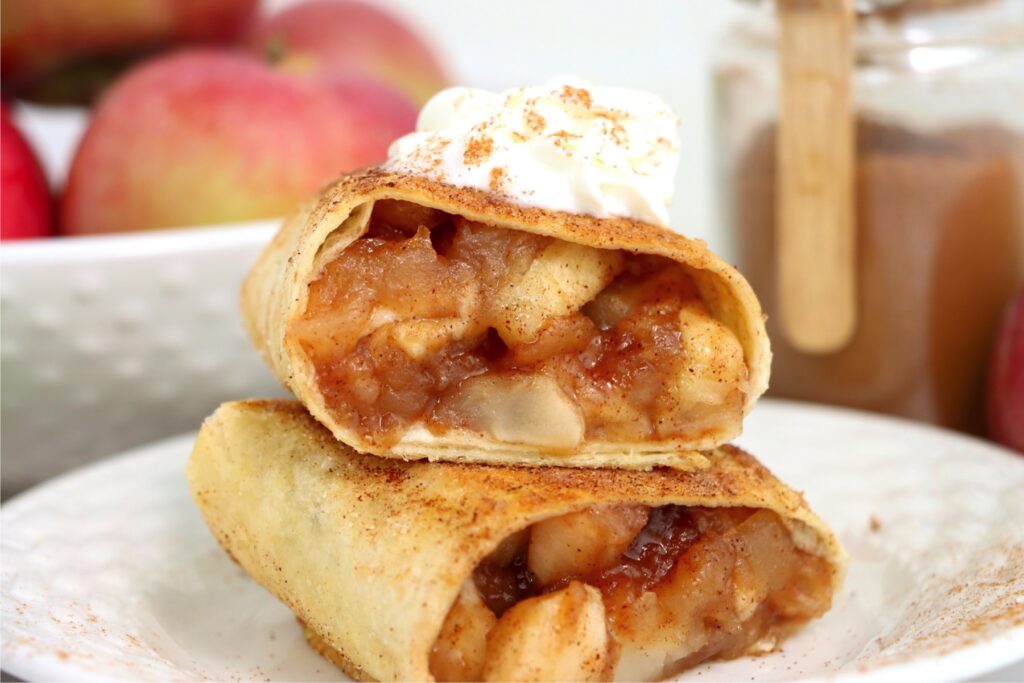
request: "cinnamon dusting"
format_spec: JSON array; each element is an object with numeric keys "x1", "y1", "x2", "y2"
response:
[
  {"x1": 561, "y1": 85, "x2": 593, "y2": 108},
  {"x1": 550, "y1": 130, "x2": 581, "y2": 151},
  {"x1": 463, "y1": 136, "x2": 494, "y2": 166},
  {"x1": 524, "y1": 109, "x2": 546, "y2": 134},
  {"x1": 489, "y1": 167, "x2": 507, "y2": 193},
  {"x1": 395, "y1": 137, "x2": 450, "y2": 175},
  {"x1": 596, "y1": 112, "x2": 628, "y2": 145}
]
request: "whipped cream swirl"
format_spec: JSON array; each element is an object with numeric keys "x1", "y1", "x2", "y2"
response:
[{"x1": 384, "y1": 76, "x2": 681, "y2": 226}]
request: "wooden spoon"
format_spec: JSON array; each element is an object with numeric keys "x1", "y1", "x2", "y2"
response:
[{"x1": 775, "y1": 0, "x2": 856, "y2": 353}]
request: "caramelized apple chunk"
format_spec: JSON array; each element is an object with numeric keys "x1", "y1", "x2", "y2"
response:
[
  {"x1": 430, "y1": 581, "x2": 497, "y2": 682},
  {"x1": 646, "y1": 300, "x2": 749, "y2": 439},
  {"x1": 492, "y1": 240, "x2": 624, "y2": 346},
  {"x1": 582, "y1": 265, "x2": 698, "y2": 331},
  {"x1": 377, "y1": 317, "x2": 479, "y2": 361},
  {"x1": 481, "y1": 581, "x2": 611, "y2": 683},
  {"x1": 438, "y1": 374, "x2": 585, "y2": 450},
  {"x1": 528, "y1": 505, "x2": 649, "y2": 585},
  {"x1": 672, "y1": 300, "x2": 748, "y2": 408}
]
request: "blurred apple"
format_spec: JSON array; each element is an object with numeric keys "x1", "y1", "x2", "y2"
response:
[
  {"x1": 988, "y1": 287, "x2": 1024, "y2": 453},
  {"x1": 1, "y1": 103, "x2": 53, "y2": 240},
  {"x1": 245, "y1": 0, "x2": 446, "y2": 106},
  {"x1": 1, "y1": 0, "x2": 258, "y2": 105},
  {"x1": 60, "y1": 50, "x2": 416, "y2": 234}
]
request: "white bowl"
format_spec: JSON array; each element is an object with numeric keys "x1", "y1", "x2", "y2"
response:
[{"x1": 0, "y1": 222, "x2": 288, "y2": 497}]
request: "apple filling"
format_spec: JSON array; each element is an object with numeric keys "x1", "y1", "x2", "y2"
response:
[
  {"x1": 290, "y1": 200, "x2": 749, "y2": 449},
  {"x1": 429, "y1": 505, "x2": 834, "y2": 682}
]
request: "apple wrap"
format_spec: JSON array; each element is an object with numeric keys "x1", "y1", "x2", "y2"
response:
[
  {"x1": 242, "y1": 169, "x2": 771, "y2": 469},
  {"x1": 188, "y1": 400, "x2": 846, "y2": 682}
]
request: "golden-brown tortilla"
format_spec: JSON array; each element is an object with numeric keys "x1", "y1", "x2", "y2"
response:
[
  {"x1": 188, "y1": 400, "x2": 845, "y2": 682},
  {"x1": 241, "y1": 168, "x2": 771, "y2": 468}
]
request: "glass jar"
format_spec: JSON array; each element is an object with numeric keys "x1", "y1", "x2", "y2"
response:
[{"x1": 714, "y1": 0, "x2": 1024, "y2": 434}]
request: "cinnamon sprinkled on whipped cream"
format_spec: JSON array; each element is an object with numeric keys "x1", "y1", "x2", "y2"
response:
[{"x1": 384, "y1": 76, "x2": 681, "y2": 226}]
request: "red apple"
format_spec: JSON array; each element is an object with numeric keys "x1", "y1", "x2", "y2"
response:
[
  {"x1": 1, "y1": 0, "x2": 259, "y2": 104},
  {"x1": 1, "y1": 104, "x2": 53, "y2": 240},
  {"x1": 988, "y1": 287, "x2": 1024, "y2": 453},
  {"x1": 245, "y1": 0, "x2": 446, "y2": 106},
  {"x1": 60, "y1": 50, "x2": 416, "y2": 234}
]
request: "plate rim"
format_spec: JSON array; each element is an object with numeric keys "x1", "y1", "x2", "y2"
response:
[{"x1": 3, "y1": 399, "x2": 1023, "y2": 682}]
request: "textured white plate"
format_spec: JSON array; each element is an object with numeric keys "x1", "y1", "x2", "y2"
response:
[{"x1": 2, "y1": 400, "x2": 1023, "y2": 682}]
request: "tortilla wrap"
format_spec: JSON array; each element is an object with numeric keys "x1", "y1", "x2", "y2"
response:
[
  {"x1": 188, "y1": 400, "x2": 845, "y2": 682},
  {"x1": 241, "y1": 169, "x2": 771, "y2": 469}
]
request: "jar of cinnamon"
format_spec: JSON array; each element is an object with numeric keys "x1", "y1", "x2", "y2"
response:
[{"x1": 714, "y1": 0, "x2": 1024, "y2": 434}]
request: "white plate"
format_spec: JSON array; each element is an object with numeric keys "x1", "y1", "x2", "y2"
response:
[{"x1": 2, "y1": 400, "x2": 1023, "y2": 682}]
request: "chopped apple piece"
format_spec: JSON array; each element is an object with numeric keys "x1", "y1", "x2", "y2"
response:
[
  {"x1": 385, "y1": 317, "x2": 480, "y2": 360},
  {"x1": 482, "y1": 581, "x2": 610, "y2": 682},
  {"x1": 583, "y1": 267, "x2": 696, "y2": 331},
  {"x1": 493, "y1": 241, "x2": 624, "y2": 346},
  {"x1": 445, "y1": 375, "x2": 585, "y2": 450},
  {"x1": 667, "y1": 300, "x2": 747, "y2": 410},
  {"x1": 430, "y1": 581, "x2": 497, "y2": 682},
  {"x1": 528, "y1": 505, "x2": 649, "y2": 585}
]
